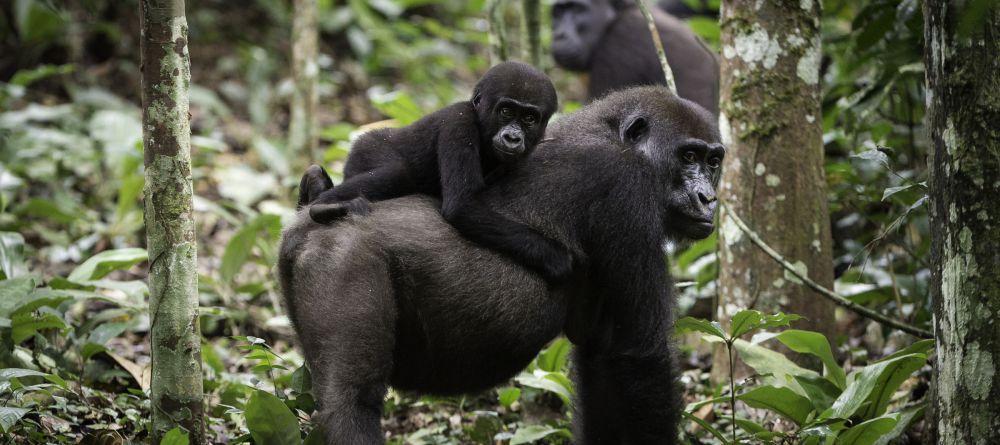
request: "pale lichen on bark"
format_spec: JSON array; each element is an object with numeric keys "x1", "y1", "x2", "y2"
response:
[{"x1": 925, "y1": 1, "x2": 1000, "y2": 442}]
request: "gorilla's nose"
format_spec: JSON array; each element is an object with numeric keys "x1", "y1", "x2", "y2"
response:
[
  {"x1": 503, "y1": 132, "x2": 522, "y2": 145},
  {"x1": 698, "y1": 191, "x2": 717, "y2": 206}
]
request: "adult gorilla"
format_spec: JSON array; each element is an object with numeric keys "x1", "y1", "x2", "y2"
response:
[
  {"x1": 279, "y1": 87, "x2": 724, "y2": 444},
  {"x1": 552, "y1": 0, "x2": 719, "y2": 114}
]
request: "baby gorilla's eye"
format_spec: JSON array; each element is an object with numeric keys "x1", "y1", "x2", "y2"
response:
[
  {"x1": 683, "y1": 151, "x2": 696, "y2": 163},
  {"x1": 522, "y1": 114, "x2": 536, "y2": 124},
  {"x1": 707, "y1": 157, "x2": 721, "y2": 169},
  {"x1": 500, "y1": 107, "x2": 514, "y2": 118}
]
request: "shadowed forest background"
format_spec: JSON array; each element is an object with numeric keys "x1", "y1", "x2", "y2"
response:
[{"x1": 1, "y1": 0, "x2": 998, "y2": 444}]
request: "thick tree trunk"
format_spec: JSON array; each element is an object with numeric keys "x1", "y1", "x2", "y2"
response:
[
  {"x1": 924, "y1": 2, "x2": 1000, "y2": 443},
  {"x1": 139, "y1": 0, "x2": 204, "y2": 442},
  {"x1": 714, "y1": 1, "x2": 835, "y2": 379},
  {"x1": 289, "y1": 0, "x2": 319, "y2": 167}
]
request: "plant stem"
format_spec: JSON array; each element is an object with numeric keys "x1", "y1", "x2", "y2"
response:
[{"x1": 728, "y1": 341, "x2": 736, "y2": 445}]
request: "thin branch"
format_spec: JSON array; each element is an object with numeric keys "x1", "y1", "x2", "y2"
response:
[
  {"x1": 720, "y1": 201, "x2": 933, "y2": 339},
  {"x1": 487, "y1": 0, "x2": 509, "y2": 63},
  {"x1": 636, "y1": 0, "x2": 677, "y2": 94}
]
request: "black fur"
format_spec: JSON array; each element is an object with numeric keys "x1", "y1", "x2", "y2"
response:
[
  {"x1": 304, "y1": 61, "x2": 572, "y2": 282},
  {"x1": 551, "y1": 0, "x2": 720, "y2": 114},
  {"x1": 279, "y1": 87, "x2": 724, "y2": 444}
]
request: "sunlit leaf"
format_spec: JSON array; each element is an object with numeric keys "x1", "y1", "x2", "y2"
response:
[
  {"x1": 68, "y1": 248, "x2": 148, "y2": 282},
  {"x1": 675, "y1": 316, "x2": 728, "y2": 341},
  {"x1": 245, "y1": 390, "x2": 302, "y2": 445},
  {"x1": 738, "y1": 385, "x2": 814, "y2": 425}
]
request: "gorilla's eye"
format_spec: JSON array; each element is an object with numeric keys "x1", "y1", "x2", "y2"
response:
[
  {"x1": 707, "y1": 157, "x2": 721, "y2": 169},
  {"x1": 500, "y1": 107, "x2": 514, "y2": 118},
  {"x1": 523, "y1": 114, "x2": 536, "y2": 125},
  {"x1": 683, "y1": 151, "x2": 697, "y2": 163}
]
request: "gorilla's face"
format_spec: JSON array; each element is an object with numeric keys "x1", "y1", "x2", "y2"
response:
[
  {"x1": 610, "y1": 94, "x2": 724, "y2": 240},
  {"x1": 552, "y1": 0, "x2": 617, "y2": 71},
  {"x1": 472, "y1": 62, "x2": 558, "y2": 164}
]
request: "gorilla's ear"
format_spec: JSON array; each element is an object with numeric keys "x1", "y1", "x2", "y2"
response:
[
  {"x1": 621, "y1": 116, "x2": 649, "y2": 144},
  {"x1": 473, "y1": 93, "x2": 482, "y2": 107}
]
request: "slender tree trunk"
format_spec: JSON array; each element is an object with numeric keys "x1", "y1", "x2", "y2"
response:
[
  {"x1": 289, "y1": 0, "x2": 319, "y2": 167},
  {"x1": 925, "y1": 2, "x2": 1000, "y2": 443},
  {"x1": 140, "y1": 0, "x2": 204, "y2": 442},
  {"x1": 520, "y1": 0, "x2": 542, "y2": 68},
  {"x1": 487, "y1": 0, "x2": 509, "y2": 64},
  {"x1": 713, "y1": 1, "x2": 835, "y2": 379}
]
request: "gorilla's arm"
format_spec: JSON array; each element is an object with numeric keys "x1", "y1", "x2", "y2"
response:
[
  {"x1": 438, "y1": 121, "x2": 574, "y2": 282},
  {"x1": 572, "y1": 244, "x2": 680, "y2": 442}
]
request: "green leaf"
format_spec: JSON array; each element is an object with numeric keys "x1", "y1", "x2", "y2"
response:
[
  {"x1": 0, "y1": 368, "x2": 48, "y2": 382},
  {"x1": 851, "y1": 149, "x2": 889, "y2": 168},
  {"x1": 872, "y1": 403, "x2": 925, "y2": 445},
  {"x1": 161, "y1": 427, "x2": 190, "y2": 445},
  {"x1": 303, "y1": 427, "x2": 325, "y2": 445},
  {"x1": 0, "y1": 407, "x2": 30, "y2": 433},
  {"x1": 729, "y1": 310, "x2": 802, "y2": 339},
  {"x1": 676, "y1": 231, "x2": 716, "y2": 270},
  {"x1": 14, "y1": 0, "x2": 65, "y2": 44},
  {"x1": 675, "y1": 316, "x2": 728, "y2": 341},
  {"x1": 498, "y1": 387, "x2": 521, "y2": 407},
  {"x1": 245, "y1": 390, "x2": 302, "y2": 445},
  {"x1": 793, "y1": 374, "x2": 841, "y2": 412},
  {"x1": 0, "y1": 276, "x2": 36, "y2": 317},
  {"x1": 0, "y1": 232, "x2": 28, "y2": 280},
  {"x1": 738, "y1": 385, "x2": 814, "y2": 425},
  {"x1": 734, "y1": 339, "x2": 819, "y2": 389},
  {"x1": 68, "y1": 248, "x2": 148, "y2": 282},
  {"x1": 370, "y1": 90, "x2": 424, "y2": 125},
  {"x1": 874, "y1": 339, "x2": 934, "y2": 364},
  {"x1": 515, "y1": 370, "x2": 573, "y2": 405},
  {"x1": 536, "y1": 337, "x2": 571, "y2": 372},
  {"x1": 827, "y1": 353, "x2": 926, "y2": 420},
  {"x1": 771, "y1": 330, "x2": 846, "y2": 389},
  {"x1": 11, "y1": 312, "x2": 68, "y2": 343},
  {"x1": 220, "y1": 215, "x2": 281, "y2": 282},
  {"x1": 510, "y1": 425, "x2": 565, "y2": 445},
  {"x1": 837, "y1": 415, "x2": 897, "y2": 445},
  {"x1": 681, "y1": 410, "x2": 729, "y2": 444}
]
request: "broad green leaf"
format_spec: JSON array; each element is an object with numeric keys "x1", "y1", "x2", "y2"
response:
[
  {"x1": 245, "y1": 390, "x2": 302, "y2": 445},
  {"x1": 0, "y1": 368, "x2": 48, "y2": 382},
  {"x1": 11, "y1": 312, "x2": 68, "y2": 343},
  {"x1": 370, "y1": 90, "x2": 424, "y2": 125},
  {"x1": 303, "y1": 427, "x2": 325, "y2": 445},
  {"x1": 851, "y1": 149, "x2": 889, "y2": 168},
  {"x1": 676, "y1": 231, "x2": 716, "y2": 270},
  {"x1": 0, "y1": 407, "x2": 29, "y2": 433},
  {"x1": 872, "y1": 403, "x2": 925, "y2": 445},
  {"x1": 772, "y1": 330, "x2": 846, "y2": 389},
  {"x1": 729, "y1": 310, "x2": 802, "y2": 339},
  {"x1": 68, "y1": 248, "x2": 148, "y2": 282},
  {"x1": 837, "y1": 415, "x2": 897, "y2": 445},
  {"x1": 510, "y1": 425, "x2": 565, "y2": 445},
  {"x1": 14, "y1": 0, "x2": 65, "y2": 43},
  {"x1": 161, "y1": 427, "x2": 190, "y2": 445},
  {"x1": 827, "y1": 353, "x2": 926, "y2": 420},
  {"x1": 498, "y1": 387, "x2": 521, "y2": 407},
  {"x1": 221, "y1": 215, "x2": 281, "y2": 282},
  {"x1": 675, "y1": 316, "x2": 728, "y2": 341},
  {"x1": 734, "y1": 339, "x2": 819, "y2": 389},
  {"x1": 0, "y1": 276, "x2": 36, "y2": 317},
  {"x1": 515, "y1": 370, "x2": 573, "y2": 405},
  {"x1": 738, "y1": 385, "x2": 814, "y2": 425},
  {"x1": 681, "y1": 410, "x2": 729, "y2": 444},
  {"x1": 537, "y1": 337, "x2": 571, "y2": 372},
  {"x1": 0, "y1": 232, "x2": 28, "y2": 279},
  {"x1": 874, "y1": 339, "x2": 934, "y2": 364},
  {"x1": 793, "y1": 374, "x2": 841, "y2": 412}
]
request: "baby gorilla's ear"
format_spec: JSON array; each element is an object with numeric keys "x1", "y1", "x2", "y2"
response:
[
  {"x1": 473, "y1": 93, "x2": 482, "y2": 107},
  {"x1": 298, "y1": 165, "x2": 334, "y2": 209}
]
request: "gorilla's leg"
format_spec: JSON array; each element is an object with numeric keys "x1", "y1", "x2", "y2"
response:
[{"x1": 288, "y1": 233, "x2": 397, "y2": 444}]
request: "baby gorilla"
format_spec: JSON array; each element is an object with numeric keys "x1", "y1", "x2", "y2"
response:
[{"x1": 300, "y1": 61, "x2": 572, "y2": 282}]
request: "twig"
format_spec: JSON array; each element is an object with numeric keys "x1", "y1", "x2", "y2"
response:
[
  {"x1": 720, "y1": 201, "x2": 933, "y2": 339},
  {"x1": 636, "y1": 0, "x2": 677, "y2": 94}
]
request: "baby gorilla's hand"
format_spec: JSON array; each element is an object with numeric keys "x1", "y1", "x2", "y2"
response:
[
  {"x1": 535, "y1": 237, "x2": 574, "y2": 284},
  {"x1": 309, "y1": 197, "x2": 372, "y2": 224}
]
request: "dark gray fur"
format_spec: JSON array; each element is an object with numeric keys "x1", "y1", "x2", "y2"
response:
[{"x1": 279, "y1": 87, "x2": 724, "y2": 444}]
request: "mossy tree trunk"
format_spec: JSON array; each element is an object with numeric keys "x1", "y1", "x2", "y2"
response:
[
  {"x1": 140, "y1": 0, "x2": 204, "y2": 442},
  {"x1": 714, "y1": 1, "x2": 835, "y2": 378},
  {"x1": 289, "y1": 0, "x2": 319, "y2": 167},
  {"x1": 520, "y1": 0, "x2": 542, "y2": 68},
  {"x1": 924, "y1": 2, "x2": 1000, "y2": 442}
]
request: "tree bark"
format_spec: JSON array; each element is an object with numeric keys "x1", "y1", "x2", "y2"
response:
[
  {"x1": 487, "y1": 0, "x2": 509, "y2": 64},
  {"x1": 924, "y1": 2, "x2": 1000, "y2": 443},
  {"x1": 714, "y1": 0, "x2": 835, "y2": 379},
  {"x1": 140, "y1": 0, "x2": 204, "y2": 442},
  {"x1": 290, "y1": 0, "x2": 319, "y2": 167}
]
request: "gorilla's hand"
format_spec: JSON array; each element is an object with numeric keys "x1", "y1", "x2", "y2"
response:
[
  {"x1": 298, "y1": 165, "x2": 334, "y2": 209},
  {"x1": 309, "y1": 197, "x2": 373, "y2": 224},
  {"x1": 534, "y1": 236, "x2": 575, "y2": 283}
]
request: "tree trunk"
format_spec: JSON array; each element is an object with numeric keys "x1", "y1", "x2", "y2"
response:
[
  {"x1": 924, "y1": 2, "x2": 1000, "y2": 442},
  {"x1": 714, "y1": 1, "x2": 835, "y2": 379},
  {"x1": 520, "y1": 0, "x2": 542, "y2": 68},
  {"x1": 486, "y1": 0, "x2": 509, "y2": 64},
  {"x1": 289, "y1": 0, "x2": 319, "y2": 167},
  {"x1": 139, "y1": 0, "x2": 204, "y2": 442}
]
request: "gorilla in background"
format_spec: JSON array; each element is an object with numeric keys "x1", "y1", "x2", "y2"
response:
[
  {"x1": 552, "y1": 0, "x2": 720, "y2": 114},
  {"x1": 280, "y1": 88, "x2": 724, "y2": 444}
]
